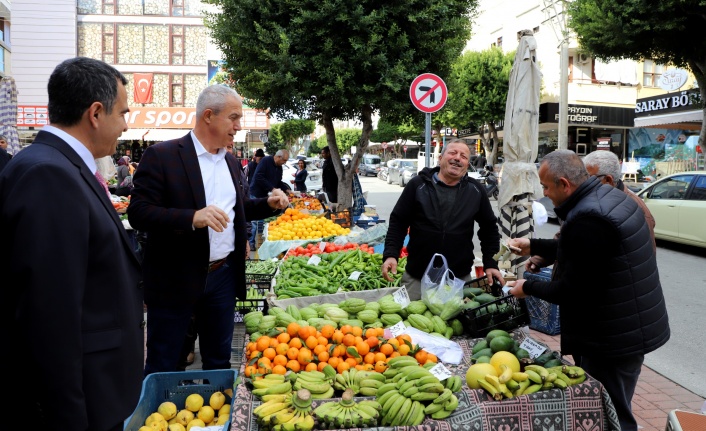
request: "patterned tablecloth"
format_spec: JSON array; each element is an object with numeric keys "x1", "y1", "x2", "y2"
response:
[{"x1": 229, "y1": 334, "x2": 621, "y2": 431}]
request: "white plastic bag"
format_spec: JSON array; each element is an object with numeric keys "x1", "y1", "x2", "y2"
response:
[
  {"x1": 532, "y1": 200, "x2": 548, "y2": 226},
  {"x1": 420, "y1": 254, "x2": 465, "y2": 319}
]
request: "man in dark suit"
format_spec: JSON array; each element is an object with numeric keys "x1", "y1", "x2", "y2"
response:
[
  {"x1": 0, "y1": 57, "x2": 143, "y2": 431},
  {"x1": 128, "y1": 85, "x2": 289, "y2": 375}
]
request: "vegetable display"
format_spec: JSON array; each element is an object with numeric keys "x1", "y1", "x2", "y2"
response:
[{"x1": 267, "y1": 209, "x2": 350, "y2": 241}]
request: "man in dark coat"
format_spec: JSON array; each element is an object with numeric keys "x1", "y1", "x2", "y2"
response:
[
  {"x1": 128, "y1": 85, "x2": 289, "y2": 376},
  {"x1": 508, "y1": 150, "x2": 670, "y2": 431},
  {"x1": 1, "y1": 57, "x2": 143, "y2": 431}
]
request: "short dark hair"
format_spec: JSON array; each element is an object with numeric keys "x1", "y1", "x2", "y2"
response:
[
  {"x1": 48, "y1": 57, "x2": 128, "y2": 126},
  {"x1": 321, "y1": 147, "x2": 330, "y2": 154}
]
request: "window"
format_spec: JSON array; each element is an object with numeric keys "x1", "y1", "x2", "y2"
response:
[
  {"x1": 650, "y1": 175, "x2": 693, "y2": 200},
  {"x1": 690, "y1": 176, "x2": 706, "y2": 201},
  {"x1": 643, "y1": 60, "x2": 665, "y2": 87},
  {"x1": 497, "y1": 37, "x2": 503, "y2": 49}
]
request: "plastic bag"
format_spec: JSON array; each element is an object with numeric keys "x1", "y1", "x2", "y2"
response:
[
  {"x1": 420, "y1": 254, "x2": 465, "y2": 319},
  {"x1": 532, "y1": 200, "x2": 548, "y2": 226}
]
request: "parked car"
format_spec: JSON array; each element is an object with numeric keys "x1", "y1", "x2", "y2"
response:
[
  {"x1": 359, "y1": 154, "x2": 382, "y2": 177},
  {"x1": 636, "y1": 170, "x2": 706, "y2": 248},
  {"x1": 281, "y1": 159, "x2": 323, "y2": 192},
  {"x1": 467, "y1": 164, "x2": 484, "y2": 181},
  {"x1": 388, "y1": 159, "x2": 418, "y2": 187}
]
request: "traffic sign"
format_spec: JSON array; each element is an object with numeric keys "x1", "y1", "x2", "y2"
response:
[
  {"x1": 403, "y1": 145, "x2": 408, "y2": 152},
  {"x1": 381, "y1": 142, "x2": 388, "y2": 150},
  {"x1": 409, "y1": 73, "x2": 448, "y2": 113}
]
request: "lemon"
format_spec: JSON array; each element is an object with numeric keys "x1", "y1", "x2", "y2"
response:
[
  {"x1": 197, "y1": 406, "x2": 215, "y2": 424},
  {"x1": 168, "y1": 424, "x2": 186, "y2": 431},
  {"x1": 158, "y1": 401, "x2": 177, "y2": 420},
  {"x1": 218, "y1": 404, "x2": 231, "y2": 417},
  {"x1": 216, "y1": 414, "x2": 229, "y2": 425},
  {"x1": 186, "y1": 419, "x2": 205, "y2": 431},
  {"x1": 175, "y1": 409, "x2": 194, "y2": 426},
  {"x1": 209, "y1": 392, "x2": 226, "y2": 410},
  {"x1": 150, "y1": 419, "x2": 169, "y2": 431},
  {"x1": 145, "y1": 412, "x2": 165, "y2": 427},
  {"x1": 185, "y1": 393, "x2": 204, "y2": 412}
]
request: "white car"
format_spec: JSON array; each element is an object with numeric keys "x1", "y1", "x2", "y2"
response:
[{"x1": 281, "y1": 159, "x2": 323, "y2": 192}]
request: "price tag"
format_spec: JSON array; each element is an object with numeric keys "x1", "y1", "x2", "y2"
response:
[
  {"x1": 502, "y1": 285, "x2": 512, "y2": 296},
  {"x1": 305, "y1": 201, "x2": 310, "y2": 206},
  {"x1": 429, "y1": 363, "x2": 452, "y2": 381},
  {"x1": 519, "y1": 337, "x2": 547, "y2": 359},
  {"x1": 319, "y1": 242, "x2": 327, "y2": 252},
  {"x1": 392, "y1": 286, "x2": 411, "y2": 308},
  {"x1": 349, "y1": 271, "x2": 362, "y2": 280},
  {"x1": 307, "y1": 255, "x2": 321, "y2": 266},
  {"x1": 388, "y1": 321, "x2": 406, "y2": 337}
]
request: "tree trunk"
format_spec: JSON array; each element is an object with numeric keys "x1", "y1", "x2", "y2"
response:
[{"x1": 489, "y1": 122, "x2": 501, "y2": 167}]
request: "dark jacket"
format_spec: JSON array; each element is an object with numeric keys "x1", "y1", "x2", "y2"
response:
[
  {"x1": 321, "y1": 158, "x2": 338, "y2": 202},
  {"x1": 246, "y1": 159, "x2": 258, "y2": 186},
  {"x1": 525, "y1": 177, "x2": 670, "y2": 358},
  {"x1": 383, "y1": 166, "x2": 500, "y2": 279},
  {"x1": 0, "y1": 147, "x2": 10, "y2": 172},
  {"x1": 250, "y1": 155, "x2": 290, "y2": 198},
  {"x1": 127, "y1": 133, "x2": 277, "y2": 306},
  {"x1": 294, "y1": 168, "x2": 308, "y2": 192}
]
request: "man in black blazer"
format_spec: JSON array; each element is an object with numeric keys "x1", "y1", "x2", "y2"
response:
[
  {"x1": 0, "y1": 57, "x2": 143, "y2": 431},
  {"x1": 128, "y1": 85, "x2": 289, "y2": 375}
]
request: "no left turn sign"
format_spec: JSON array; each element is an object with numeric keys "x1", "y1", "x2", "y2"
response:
[{"x1": 409, "y1": 73, "x2": 447, "y2": 113}]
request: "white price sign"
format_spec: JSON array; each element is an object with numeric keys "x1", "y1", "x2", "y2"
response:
[
  {"x1": 307, "y1": 255, "x2": 321, "y2": 266},
  {"x1": 388, "y1": 322, "x2": 406, "y2": 337},
  {"x1": 429, "y1": 363, "x2": 452, "y2": 381},
  {"x1": 519, "y1": 337, "x2": 547, "y2": 359},
  {"x1": 393, "y1": 286, "x2": 411, "y2": 308},
  {"x1": 349, "y1": 271, "x2": 362, "y2": 281},
  {"x1": 319, "y1": 242, "x2": 327, "y2": 251}
]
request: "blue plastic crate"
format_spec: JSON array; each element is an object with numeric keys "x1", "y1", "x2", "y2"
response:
[
  {"x1": 124, "y1": 369, "x2": 237, "y2": 430},
  {"x1": 523, "y1": 269, "x2": 561, "y2": 335}
]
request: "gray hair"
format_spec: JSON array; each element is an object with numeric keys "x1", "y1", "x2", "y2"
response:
[
  {"x1": 541, "y1": 149, "x2": 589, "y2": 186},
  {"x1": 441, "y1": 139, "x2": 471, "y2": 156},
  {"x1": 196, "y1": 85, "x2": 240, "y2": 118},
  {"x1": 275, "y1": 149, "x2": 290, "y2": 159},
  {"x1": 583, "y1": 151, "x2": 621, "y2": 181}
]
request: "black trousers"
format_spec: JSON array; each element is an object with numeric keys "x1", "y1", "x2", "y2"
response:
[{"x1": 575, "y1": 353, "x2": 644, "y2": 431}]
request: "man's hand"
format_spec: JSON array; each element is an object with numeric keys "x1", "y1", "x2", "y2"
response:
[
  {"x1": 267, "y1": 188, "x2": 290, "y2": 210},
  {"x1": 193, "y1": 205, "x2": 230, "y2": 232},
  {"x1": 506, "y1": 279, "x2": 528, "y2": 298},
  {"x1": 245, "y1": 241, "x2": 251, "y2": 258},
  {"x1": 525, "y1": 255, "x2": 549, "y2": 273},
  {"x1": 507, "y1": 238, "x2": 531, "y2": 256},
  {"x1": 381, "y1": 257, "x2": 398, "y2": 282},
  {"x1": 484, "y1": 268, "x2": 505, "y2": 286}
]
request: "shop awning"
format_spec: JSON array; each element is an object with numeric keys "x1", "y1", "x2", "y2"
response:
[
  {"x1": 634, "y1": 110, "x2": 703, "y2": 129},
  {"x1": 119, "y1": 129, "x2": 251, "y2": 142}
]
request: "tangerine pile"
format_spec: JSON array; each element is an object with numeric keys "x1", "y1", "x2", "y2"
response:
[
  {"x1": 244, "y1": 322, "x2": 438, "y2": 379},
  {"x1": 267, "y1": 208, "x2": 350, "y2": 241}
]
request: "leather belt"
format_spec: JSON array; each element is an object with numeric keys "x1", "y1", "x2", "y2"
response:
[{"x1": 208, "y1": 257, "x2": 228, "y2": 273}]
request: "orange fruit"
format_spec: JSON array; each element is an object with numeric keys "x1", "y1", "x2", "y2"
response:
[
  {"x1": 356, "y1": 341, "x2": 370, "y2": 356},
  {"x1": 387, "y1": 338, "x2": 400, "y2": 349},
  {"x1": 249, "y1": 350, "x2": 260, "y2": 360},
  {"x1": 287, "y1": 347, "x2": 300, "y2": 360},
  {"x1": 244, "y1": 365, "x2": 257, "y2": 377},
  {"x1": 351, "y1": 326, "x2": 363, "y2": 337},
  {"x1": 305, "y1": 362, "x2": 318, "y2": 372},
  {"x1": 256, "y1": 336, "x2": 270, "y2": 352},
  {"x1": 247, "y1": 342, "x2": 256, "y2": 353},
  {"x1": 331, "y1": 331, "x2": 344, "y2": 344},
  {"x1": 345, "y1": 357, "x2": 358, "y2": 368},
  {"x1": 364, "y1": 352, "x2": 376, "y2": 365},
  {"x1": 305, "y1": 336, "x2": 319, "y2": 350},
  {"x1": 275, "y1": 343, "x2": 289, "y2": 356},
  {"x1": 273, "y1": 354, "x2": 288, "y2": 367},
  {"x1": 334, "y1": 344, "x2": 347, "y2": 358},
  {"x1": 313, "y1": 344, "x2": 326, "y2": 355},
  {"x1": 398, "y1": 344, "x2": 410, "y2": 356},
  {"x1": 336, "y1": 361, "x2": 350, "y2": 373},
  {"x1": 263, "y1": 347, "x2": 276, "y2": 361},
  {"x1": 298, "y1": 348, "x2": 313, "y2": 364},
  {"x1": 365, "y1": 336, "x2": 380, "y2": 349},
  {"x1": 375, "y1": 327, "x2": 385, "y2": 337},
  {"x1": 363, "y1": 363, "x2": 374, "y2": 371},
  {"x1": 277, "y1": 332, "x2": 291, "y2": 344},
  {"x1": 286, "y1": 360, "x2": 301, "y2": 372},
  {"x1": 298, "y1": 325, "x2": 314, "y2": 339},
  {"x1": 287, "y1": 322, "x2": 301, "y2": 337},
  {"x1": 342, "y1": 334, "x2": 356, "y2": 347},
  {"x1": 328, "y1": 357, "x2": 342, "y2": 369},
  {"x1": 317, "y1": 336, "x2": 328, "y2": 347},
  {"x1": 317, "y1": 361, "x2": 329, "y2": 372},
  {"x1": 389, "y1": 351, "x2": 400, "y2": 358},
  {"x1": 415, "y1": 350, "x2": 428, "y2": 364},
  {"x1": 373, "y1": 352, "x2": 387, "y2": 363},
  {"x1": 374, "y1": 361, "x2": 387, "y2": 373},
  {"x1": 355, "y1": 364, "x2": 364, "y2": 371},
  {"x1": 272, "y1": 364, "x2": 287, "y2": 375},
  {"x1": 257, "y1": 356, "x2": 271, "y2": 368},
  {"x1": 289, "y1": 337, "x2": 302, "y2": 349},
  {"x1": 320, "y1": 325, "x2": 335, "y2": 339},
  {"x1": 339, "y1": 325, "x2": 353, "y2": 335},
  {"x1": 317, "y1": 351, "x2": 330, "y2": 363},
  {"x1": 364, "y1": 328, "x2": 377, "y2": 339},
  {"x1": 269, "y1": 338, "x2": 279, "y2": 348},
  {"x1": 427, "y1": 353, "x2": 438, "y2": 363},
  {"x1": 379, "y1": 343, "x2": 394, "y2": 356}
]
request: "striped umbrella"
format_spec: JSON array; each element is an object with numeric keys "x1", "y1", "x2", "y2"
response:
[{"x1": 0, "y1": 76, "x2": 21, "y2": 155}]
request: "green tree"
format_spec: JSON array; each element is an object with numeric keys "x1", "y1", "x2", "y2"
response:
[
  {"x1": 370, "y1": 118, "x2": 424, "y2": 159},
  {"x1": 568, "y1": 0, "x2": 706, "y2": 153},
  {"x1": 264, "y1": 123, "x2": 285, "y2": 155},
  {"x1": 446, "y1": 47, "x2": 514, "y2": 165},
  {"x1": 206, "y1": 0, "x2": 478, "y2": 209},
  {"x1": 279, "y1": 119, "x2": 316, "y2": 155}
]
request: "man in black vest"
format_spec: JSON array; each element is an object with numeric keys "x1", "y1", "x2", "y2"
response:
[{"x1": 507, "y1": 150, "x2": 670, "y2": 431}]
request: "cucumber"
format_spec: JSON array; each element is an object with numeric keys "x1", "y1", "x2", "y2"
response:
[
  {"x1": 471, "y1": 339, "x2": 489, "y2": 355},
  {"x1": 474, "y1": 293, "x2": 497, "y2": 304}
]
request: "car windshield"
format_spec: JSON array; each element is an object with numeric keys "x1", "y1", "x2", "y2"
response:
[
  {"x1": 364, "y1": 156, "x2": 381, "y2": 164},
  {"x1": 399, "y1": 161, "x2": 417, "y2": 169}
]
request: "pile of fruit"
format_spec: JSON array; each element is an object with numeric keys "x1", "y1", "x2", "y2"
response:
[
  {"x1": 290, "y1": 196, "x2": 323, "y2": 211},
  {"x1": 464, "y1": 329, "x2": 587, "y2": 400},
  {"x1": 267, "y1": 208, "x2": 350, "y2": 241},
  {"x1": 285, "y1": 242, "x2": 376, "y2": 258},
  {"x1": 136, "y1": 391, "x2": 231, "y2": 431}
]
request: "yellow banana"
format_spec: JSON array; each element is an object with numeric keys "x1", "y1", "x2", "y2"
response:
[
  {"x1": 525, "y1": 369, "x2": 543, "y2": 384},
  {"x1": 512, "y1": 372, "x2": 529, "y2": 382},
  {"x1": 478, "y1": 379, "x2": 503, "y2": 401},
  {"x1": 524, "y1": 365, "x2": 549, "y2": 379},
  {"x1": 498, "y1": 364, "x2": 514, "y2": 384}
]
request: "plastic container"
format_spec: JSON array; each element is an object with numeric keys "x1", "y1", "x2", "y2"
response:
[
  {"x1": 523, "y1": 269, "x2": 561, "y2": 335},
  {"x1": 459, "y1": 276, "x2": 529, "y2": 338},
  {"x1": 123, "y1": 369, "x2": 237, "y2": 431}
]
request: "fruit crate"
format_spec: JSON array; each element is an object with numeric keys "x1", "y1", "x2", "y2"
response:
[
  {"x1": 459, "y1": 277, "x2": 530, "y2": 338},
  {"x1": 245, "y1": 259, "x2": 278, "y2": 285},
  {"x1": 123, "y1": 369, "x2": 237, "y2": 431},
  {"x1": 523, "y1": 269, "x2": 561, "y2": 335},
  {"x1": 329, "y1": 209, "x2": 352, "y2": 228}
]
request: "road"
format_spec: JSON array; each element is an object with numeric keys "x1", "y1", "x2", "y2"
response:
[{"x1": 358, "y1": 174, "x2": 706, "y2": 397}]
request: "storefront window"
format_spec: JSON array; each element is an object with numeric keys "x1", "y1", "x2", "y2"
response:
[{"x1": 627, "y1": 128, "x2": 699, "y2": 177}]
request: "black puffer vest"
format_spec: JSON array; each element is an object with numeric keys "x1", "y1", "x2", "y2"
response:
[{"x1": 554, "y1": 177, "x2": 670, "y2": 358}]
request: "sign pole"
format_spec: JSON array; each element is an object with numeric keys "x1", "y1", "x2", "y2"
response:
[{"x1": 425, "y1": 113, "x2": 431, "y2": 167}]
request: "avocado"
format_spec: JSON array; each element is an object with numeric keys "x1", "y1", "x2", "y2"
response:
[
  {"x1": 515, "y1": 348, "x2": 530, "y2": 360},
  {"x1": 543, "y1": 358, "x2": 564, "y2": 368},
  {"x1": 471, "y1": 339, "x2": 489, "y2": 355},
  {"x1": 463, "y1": 287, "x2": 485, "y2": 298},
  {"x1": 471, "y1": 347, "x2": 493, "y2": 360},
  {"x1": 489, "y1": 335, "x2": 515, "y2": 353},
  {"x1": 534, "y1": 351, "x2": 556, "y2": 366},
  {"x1": 474, "y1": 355, "x2": 491, "y2": 364},
  {"x1": 474, "y1": 293, "x2": 497, "y2": 304},
  {"x1": 485, "y1": 329, "x2": 511, "y2": 343}
]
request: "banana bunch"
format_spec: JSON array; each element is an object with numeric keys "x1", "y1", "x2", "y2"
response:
[
  {"x1": 478, "y1": 364, "x2": 588, "y2": 400},
  {"x1": 270, "y1": 389, "x2": 316, "y2": 431},
  {"x1": 252, "y1": 390, "x2": 293, "y2": 429},
  {"x1": 291, "y1": 369, "x2": 336, "y2": 399},
  {"x1": 313, "y1": 388, "x2": 382, "y2": 428},
  {"x1": 333, "y1": 368, "x2": 386, "y2": 396},
  {"x1": 375, "y1": 356, "x2": 458, "y2": 426},
  {"x1": 252, "y1": 374, "x2": 293, "y2": 399},
  {"x1": 236, "y1": 287, "x2": 267, "y2": 309},
  {"x1": 444, "y1": 375, "x2": 463, "y2": 393}
]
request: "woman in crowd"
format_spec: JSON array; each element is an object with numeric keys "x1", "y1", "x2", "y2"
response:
[{"x1": 292, "y1": 159, "x2": 308, "y2": 193}]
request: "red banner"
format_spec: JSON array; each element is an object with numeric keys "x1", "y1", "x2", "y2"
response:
[{"x1": 133, "y1": 73, "x2": 154, "y2": 104}]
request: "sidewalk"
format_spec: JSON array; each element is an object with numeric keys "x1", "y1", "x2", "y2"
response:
[{"x1": 158, "y1": 324, "x2": 705, "y2": 431}]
